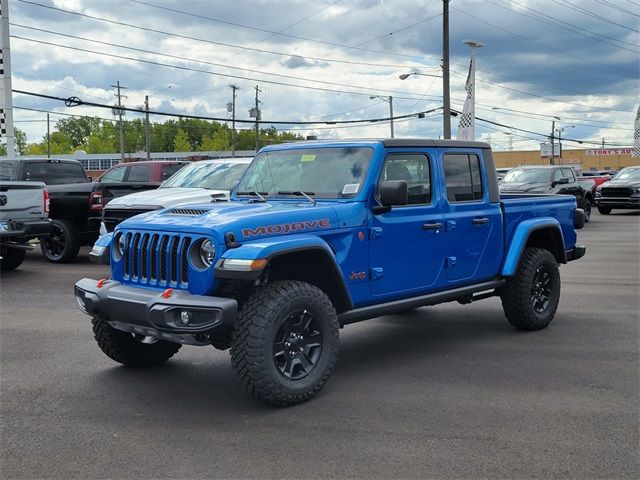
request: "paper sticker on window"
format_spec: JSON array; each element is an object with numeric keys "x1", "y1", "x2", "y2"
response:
[
  {"x1": 300, "y1": 154, "x2": 317, "y2": 162},
  {"x1": 342, "y1": 183, "x2": 360, "y2": 195}
]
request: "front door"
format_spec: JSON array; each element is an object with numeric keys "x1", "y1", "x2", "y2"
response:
[{"x1": 368, "y1": 152, "x2": 445, "y2": 296}]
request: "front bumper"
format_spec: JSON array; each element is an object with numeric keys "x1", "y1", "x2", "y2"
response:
[
  {"x1": 595, "y1": 197, "x2": 640, "y2": 209},
  {"x1": 566, "y1": 245, "x2": 586, "y2": 262},
  {"x1": 0, "y1": 218, "x2": 52, "y2": 241},
  {"x1": 74, "y1": 278, "x2": 238, "y2": 345}
]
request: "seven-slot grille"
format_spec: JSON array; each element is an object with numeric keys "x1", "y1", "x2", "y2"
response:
[
  {"x1": 122, "y1": 232, "x2": 193, "y2": 287},
  {"x1": 601, "y1": 187, "x2": 633, "y2": 198}
]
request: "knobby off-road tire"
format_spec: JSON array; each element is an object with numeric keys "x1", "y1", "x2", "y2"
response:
[
  {"x1": 91, "y1": 317, "x2": 181, "y2": 367},
  {"x1": 40, "y1": 219, "x2": 80, "y2": 263},
  {"x1": 230, "y1": 280, "x2": 340, "y2": 406},
  {"x1": 0, "y1": 247, "x2": 25, "y2": 271},
  {"x1": 597, "y1": 205, "x2": 612, "y2": 215},
  {"x1": 501, "y1": 247, "x2": 561, "y2": 331}
]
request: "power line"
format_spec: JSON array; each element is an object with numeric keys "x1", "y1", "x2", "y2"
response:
[
  {"x1": 593, "y1": 0, "x2": 640, "y2": 18},
  {"x1": 551, "y1": 0, "x2": 639, "y2": 33}
]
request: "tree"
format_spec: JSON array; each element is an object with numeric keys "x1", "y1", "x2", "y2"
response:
[
  {"x1": 0, "y1": 128, "x2": 27, "y2": 155},
  {"x1": 173, "y1": 129, "x2": 191, "y2": 152},
  {"x1": 56, "y1": 117, "x2": 101, "y2": 148}
]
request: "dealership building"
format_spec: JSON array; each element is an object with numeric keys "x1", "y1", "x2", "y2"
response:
[{"x1": 494, "y1": 147, "x2": 638, "y2": 172}]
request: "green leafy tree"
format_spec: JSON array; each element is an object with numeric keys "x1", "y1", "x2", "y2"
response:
[
  {"x1": 173, "y1": 128, "x2": 191, "y2": 152},
  {"x1": 56, "y1": 117, "x2": 101, "y2": 148}
]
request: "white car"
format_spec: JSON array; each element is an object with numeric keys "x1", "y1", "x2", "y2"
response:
[{"x1": 99, "y1": 157, "x2": 252, "y2": 234}]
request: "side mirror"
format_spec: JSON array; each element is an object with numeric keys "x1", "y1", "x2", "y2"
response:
[
  {"x1": 552, "y1": 178, "x2": 569, "y2": 187},
  {"x1": 374, "y1": 180, "x2": 408, "y2": 213}
]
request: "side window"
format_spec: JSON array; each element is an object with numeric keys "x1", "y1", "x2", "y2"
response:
[
  {"x1": 552, "y1": 169, "x2": 563, "y2": 182},
  {"x1": 162, "y1": 163, "x2": 184, "y2": 180},
  {"x1": 24, "y1": 162, "x2": 87, "y2": 185},
  {"x1": 126, "y1": 165, "x2": 152, "y2": 182},
  {"x1": 380, "y1": 154, "x2": 431, "y2": 205},
  {"x1": 443, "y1": 154, "x2": 483, "y2": 202},
  {"x1": 100, "y1": 166, "x2": 126, "y2": 183},
  {"x1": 561, "y1": 168, "x2": 575, "y2": 181}
]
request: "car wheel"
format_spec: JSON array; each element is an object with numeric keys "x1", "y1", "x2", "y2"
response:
[
  {"x1": 500, "y1": 247, "x2": 561, "y2": 331},
  {"x1": 231, "y1": 280, "x2": 339, "y2": 406},
  {"x1": 581, "y1": 198, "x2": 592, "y2": 222},
  {"x1": 597, "y1": 206, "x2": 611, "y2": 215},
  {"x1": 91, "y1": 316, "x2": 181, "y2": 367},
  {"x1": 40, "y1": 219, "x2": 80, "y2": 263},
  {"x1": 0, "y1": 247, "x2": 26, "y2": 271}
]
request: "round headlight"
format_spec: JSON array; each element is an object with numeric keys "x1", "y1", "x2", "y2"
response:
[
  {"x1": 113, "y1": 233, "x2": 126, "y2": 260},
  {"x1": 199, "y1": 239, "x2": 215, "y2": 267}
]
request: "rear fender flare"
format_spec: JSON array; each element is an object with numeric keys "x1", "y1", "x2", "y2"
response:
[{"x1": 501, "y1": 218, "x2": 566, "y2": 277}]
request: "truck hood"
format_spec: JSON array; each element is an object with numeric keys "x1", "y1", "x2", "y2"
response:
[
  {"x1": 499, "y1": 181, "x2": 550, "y2": 193},
  {"x1": 119, "y1": 200, "x2": 357, "y2": 240},
  {"x1": 601, "y1": 179, "x2": 640, "y2": 189},
  {"x1": 105, "y1": 187, "x2": 229, "y2": 209}
]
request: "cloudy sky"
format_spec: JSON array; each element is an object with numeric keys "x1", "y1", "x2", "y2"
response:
[{"x1": 7, "y1": 0, "x2": 639, "y2": 152}]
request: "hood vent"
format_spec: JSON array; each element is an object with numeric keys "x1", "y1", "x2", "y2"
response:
[{"x1": 169, "y1": 208, "x2": 208, "y2": 216}]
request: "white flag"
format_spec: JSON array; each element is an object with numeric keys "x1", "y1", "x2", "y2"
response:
[
  {"x1": 457, "y1": 56, "x2": 475, "y2": 141},
  {"x1": 633, "y1": 103, "x2": 640, "y2": 157}
]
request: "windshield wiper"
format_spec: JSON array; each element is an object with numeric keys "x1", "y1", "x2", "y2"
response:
[
  {"x1": 277, "y1": 190, "x2": 316, "y2": 205},
  {"x1": 236, "y1": 191, "x2": 268, "y2": 202}
]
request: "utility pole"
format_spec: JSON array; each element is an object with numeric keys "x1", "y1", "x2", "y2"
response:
[
  {"x1": 252, "y1": 85, "x2": 262, "y2": 153},
  {"x1": 550, "y1": 120, "x2": 555, "y2": 165},
  {"x1": 442, "y1": 0, "x2": 451, "y2": 139},
  {"x1": 111, "y1": 81, "x2": 127, "y2": 162},
  {"x1": 144, "y1": 95, "x2": 150, "y2": 161},
  {"x1": 0, "y1": 0, "x2": 16, "y2": 158},
  {"x1": 46, "y1": 113, "x2": 50, "y2": 158},
  {"x1": 228, "y1": 84, "x2": 238, "y2": 157},
  {"x1": 389, "y1": 96, "x2": 394, "y2": 138}
]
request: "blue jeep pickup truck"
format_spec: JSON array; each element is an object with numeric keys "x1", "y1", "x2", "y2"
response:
[{"x1": 75, "y1": 139, "x2": 586, "y2": 406}]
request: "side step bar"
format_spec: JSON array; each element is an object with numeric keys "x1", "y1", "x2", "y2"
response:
[{"x1": 337, "y1": 279, "x2": 505, "y2": 325}]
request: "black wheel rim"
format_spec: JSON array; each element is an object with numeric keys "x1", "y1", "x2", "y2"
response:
[
  {"x1": 584, "y1": 201, "x2": 591, "y2": 220},
  {"x1": 42, "y1": 224, "x2": 65, "y2": 259},
  {"x1": 273, "y1": 309, "x2": 323, "y2": 380},
  {"x1": 531, "y1": 267, "x2": 553, "y2": 313}
]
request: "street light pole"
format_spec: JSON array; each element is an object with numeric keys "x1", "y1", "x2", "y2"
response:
[{"x1": 369, "y1": 95, "x2": 394, "y2": 138}]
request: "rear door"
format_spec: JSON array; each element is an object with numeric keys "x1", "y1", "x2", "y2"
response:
[
  {"x1": 441, "y1": 152, "x2": 502, "y2": 283},
  {"x1": 368, "y1": 151, "x2": 445, "y2": 295}
]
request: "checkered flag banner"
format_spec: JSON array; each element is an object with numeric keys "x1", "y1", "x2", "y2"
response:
[
  {"x1": 457, "y1": 56, "x2": 475, "y2": 141},
  {"x1": 633, "y1": 103, "x2": 640, "y2": 157}
]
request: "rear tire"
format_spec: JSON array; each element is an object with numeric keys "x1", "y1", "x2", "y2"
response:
[
  {"x1": 40, "y1": 219, "x2": 80, "y2": 263},
  {"x1": 597, "y1": 205, "x2": 611, "y2": 215},
  {"x1": 0, "y1": 247, "x2": 25, "y2": 271},
  {"x1": 501, "y1": 247, "x2": 560, "y2": 331},
  {"x1": 581, "y1": 197, "x2": 592, "y2": 222},
  {"x1": 230, "y1": 280, "x2": 339, "y2": 406},
  {"x1": 91, "y1": 316, "x2": 181, "y2": 367}
]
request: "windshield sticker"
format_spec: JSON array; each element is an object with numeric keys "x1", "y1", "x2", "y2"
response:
[
  {"x1": 342, "y1": 183, "x2": 360, "y2": 195},
  {"x1": 300, "y1": 154, "x2": 317, "y2": 162},
  {"x1": 242, "y1": 219, "x2": 331, "y2": 238}
]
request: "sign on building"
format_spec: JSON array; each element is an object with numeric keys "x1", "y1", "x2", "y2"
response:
[
  {"x1": 540, "y1": 142, "x2": 561, "y2": 158},
  {"x1": 586, "y1": 148, "x2": 633, "y2": 156}
]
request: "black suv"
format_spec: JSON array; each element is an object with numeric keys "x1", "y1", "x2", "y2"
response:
[{"x1": 595, "y1": 166, "x2": 640, "y2": 214}]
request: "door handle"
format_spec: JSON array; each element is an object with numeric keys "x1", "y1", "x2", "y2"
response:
[
  {"x1": 423, "y1": 222, "x2": 443, "y2": 230},
  {"x1": 472, "y1": 218, "x2": 490, "y2": 225}
]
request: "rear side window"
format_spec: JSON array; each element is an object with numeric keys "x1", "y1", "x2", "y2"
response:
[
  {"x1": 100, "y1": 166, "x2": 127, "y2": 182},
  {"x1": 380, "y1": 153, "x2": 431, "y2": 204},
  {"x1": 162, "y1": 163, "x2": 185, "y2": 180},
  {"x1": 561, "y1": 168, "x2": 575, "y2": 181},
  {"x1": 24, "y1": 161, "x2": 87, "y2": 185},
  {"x1": 0, "y1": 161, "x2": 18, "y2": 180},
  {"x1": 126, "y1": 164, "x2": 151, "y2": 182},
  {"x1": 443, "y1": 154, "x2": 483, "y2": 202}
]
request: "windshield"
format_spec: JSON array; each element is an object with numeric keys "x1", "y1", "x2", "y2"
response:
[
  {"x1": 0, "y1": 161, "x2": 18, "y2": 180},
  {"x1": 613, "y1": 168, "x2": 640, "y2": 181},
  {"x1": 236, "y1": 147, "x2": 372, "y2": 199},
  {"x1": 502, "y1": 168, "x2": 551, "y2": 183},
  {"x1": 161, "y1": 161, "x2": 248, "y2": 190}
]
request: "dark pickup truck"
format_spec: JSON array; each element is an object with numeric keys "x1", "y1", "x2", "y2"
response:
[{"x1": 499, "y1": 166, "x2": 595, "y2": 221}]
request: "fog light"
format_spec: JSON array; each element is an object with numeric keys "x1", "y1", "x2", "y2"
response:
[{"x1": 179, "y1": 310, "x2": 192, "y2": 326}]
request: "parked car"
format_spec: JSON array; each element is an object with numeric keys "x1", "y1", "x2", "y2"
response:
[
  {"x1": 0, "y1": 174, "x2": 52, "y2": 271},
  {"x1": 75, "y1": 139, "x2": 585, "y2": 406},
  {"x1": 577, "y1": 172, "x2": 610, "y2": 191},
  {"x1": 500, "y1": 165, "x2": 595, "y2": 221},
  {"x1": 595, "y1": 166, "x2": 640, "y2": 214},
  {"x1": 96, "y1": 160, "x2": 189, "y2": 204},
  {"x1": 3, "y1": 158, "x2": 103, "y2": 263},
  {"x1": 98, "y1": 157, "x2": 252, "y2": 234}
]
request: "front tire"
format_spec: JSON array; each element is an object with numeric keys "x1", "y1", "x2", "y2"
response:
[
  {"x1": 40, "y1": 219, "x2": 80, "y2": 263},
  {"x1": 91, "y1": 317, "x2": 181, "y2": 367},
  {"x1": 0, "y1": 247, "x2": 25, "y2": 271},
  {"x1": 231, "y1": 281, "x2": 339, "y2": 406},
  {"x1": 501, "y1": 247, "x2": 561, "y2": 331},
  {"x1": 581, "y1": 197, "x2": 592, "y2": 222},
  {"x1": 597, "y1": 205, "x2": 611, "y2": 215}
]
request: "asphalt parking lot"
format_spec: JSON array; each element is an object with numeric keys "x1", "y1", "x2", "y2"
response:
[{"x1": 1, "y1": 211, "x2": 638, "y2": 479}]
